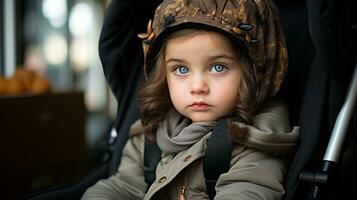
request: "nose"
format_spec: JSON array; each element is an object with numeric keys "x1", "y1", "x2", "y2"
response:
[{"x1": 190, "y1": 75, "x2": 208, "y2": 95}]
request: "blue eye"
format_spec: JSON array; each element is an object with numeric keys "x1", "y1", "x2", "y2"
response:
[
  {"x1": 174, "y1": 66, "x2": 189, "y2": 75},
  {"x1": 210, "y1": 64, "x2": 226, "y2": 73}
]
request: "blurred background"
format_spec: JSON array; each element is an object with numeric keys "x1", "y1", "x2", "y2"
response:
[{"x1": 0, "y1": 0, "x2": 116, "y2": 199}]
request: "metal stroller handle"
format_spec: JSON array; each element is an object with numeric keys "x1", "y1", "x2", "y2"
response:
[
  {"x1": 324, "y1": 62, "x2": 357, "y2": 162},
  {"x1": 299, "y1": 61, "x2": 357, "y2": 199}
]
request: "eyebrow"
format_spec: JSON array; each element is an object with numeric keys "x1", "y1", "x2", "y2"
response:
[
  {"x1": 165, "y1": 54, "x2": 235, "y2": 64},
  {"x1": 165, "y1": 58, "x2": 187, "y2": 64},
  {"x1": 207, "y1": 54, "x2": 235, "y2": 61}
]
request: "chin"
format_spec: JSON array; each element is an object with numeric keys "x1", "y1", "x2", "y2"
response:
[{"x1": 190, "y1": 115, "x2": 218, "y2": 123}]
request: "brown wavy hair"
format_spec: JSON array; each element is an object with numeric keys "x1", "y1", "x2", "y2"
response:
[{"x1": 138, "y1": 29, "x2": 260, "y2": 143}]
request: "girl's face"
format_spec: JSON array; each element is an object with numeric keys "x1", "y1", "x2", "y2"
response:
[{"x1": 165, "y1": 31, "x2": 242, "y2": 122}]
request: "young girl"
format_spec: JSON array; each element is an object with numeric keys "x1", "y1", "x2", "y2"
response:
[{"x1": 82, "y1": 0, "x2": 299, "y2": 199}]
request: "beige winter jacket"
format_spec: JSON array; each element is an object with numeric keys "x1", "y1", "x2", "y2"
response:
[{"x1": 82, "y1": 100, "x2": 299, "y2": 200}]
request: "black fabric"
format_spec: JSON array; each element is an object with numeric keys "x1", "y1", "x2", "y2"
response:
[
  {"x1": 144, "y1": 138, "x2": 162, "y2": 190},
  {"x1": 276, "y1": 3, "x2": 319, "y2": 198},
  {"x1": 203, "y1": 119, "x2": 233, "y2": 200},
  {"x1": 284, "y1": 56, "x2": 329, "y2": 200},
  {"x1": 332, "y1": 3, "x2": 357, "y2": 198},
  {"x1": 109, "y1": 97, "x2": 141, "y2": 175},
  {"x1": 98, "y1": 0, "x2": 160, "y2": 130},
  {"x1": 277, "y1": 0, "x2": 354, "y2": 199},
  {"x1": 98, "y1": 0, "x2": 161, "y2": 175},
  {"x1": 278, "y1": 1, "x2": 313, "y2": 126}
]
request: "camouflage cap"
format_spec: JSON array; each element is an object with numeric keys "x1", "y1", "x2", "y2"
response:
[{"x1": 138, "y1": 0, "x2": 288, "y2": 98}]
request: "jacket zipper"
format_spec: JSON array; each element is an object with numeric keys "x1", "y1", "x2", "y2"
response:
[
  {"x1": 179, "y1": 165, "x2": 192, "y2": 200},
  {"x1": 179, "y1": 185, "x2": 186, "y2": 200}
]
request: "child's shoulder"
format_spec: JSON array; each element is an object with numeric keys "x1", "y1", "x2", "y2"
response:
[
  {"x1": 262, "y1": 97, "x2": 288, "y2": 112},
  {"x1": 129, "y1": 119, "x2": 145, "y2": 136},
  {"x1": 255, "y1": 97, "x2": 290, "y2": 123},
  {"x1": 126, "y1": 119, "x2": 145, "y2": 154}
]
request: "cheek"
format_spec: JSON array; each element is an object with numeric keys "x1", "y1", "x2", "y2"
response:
[
  {"x1": 212, "y1": 78, "x2": 240, "y2": 106},
  {"x1": 167, "y1": 77, "x2": 186, "y2": 106},
  {"x1": 216, "y1": 86, "x2": 238, "y2": 103}
]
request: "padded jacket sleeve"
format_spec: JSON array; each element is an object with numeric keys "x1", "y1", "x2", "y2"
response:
[
  {"x1": 214, "y1": 147, "x2": 286, "y2": 200},
  {"x1": 81, "y1": 134, "x2": 146, "y2": 200}
]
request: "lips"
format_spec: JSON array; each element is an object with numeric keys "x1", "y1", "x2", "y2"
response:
[{"x1": 189, "y1": 102, "x2": 211, "y2": 111}]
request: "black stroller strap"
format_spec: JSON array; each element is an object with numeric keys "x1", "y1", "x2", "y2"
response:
[
  {"x1": 144, "y1": 138, "x2": 162, "y2": 191},
  {"x1": 203, "y1": 118, "x2": 233, "y2": 200}
]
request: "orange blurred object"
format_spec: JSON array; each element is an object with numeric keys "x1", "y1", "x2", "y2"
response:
[
  {"x1": 6, "y1": 78, "x2": 25, "y2": 94},
  {"x1": 13, "y1": 68, "x2": 37, "y2": 91},
  {"x1": 0, "y1": 76, "x2": 7, "y2": 94},
  {"x1": 0, "y1": 68, "x2": 52, "y2": 95},
  {"x1": 31, "y1": 76, "x2": 51, "y2": 94}
]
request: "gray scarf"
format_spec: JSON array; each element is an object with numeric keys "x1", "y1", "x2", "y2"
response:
[{"x1": 156, "y1": 109, "x2": 215, "y2": 153}]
